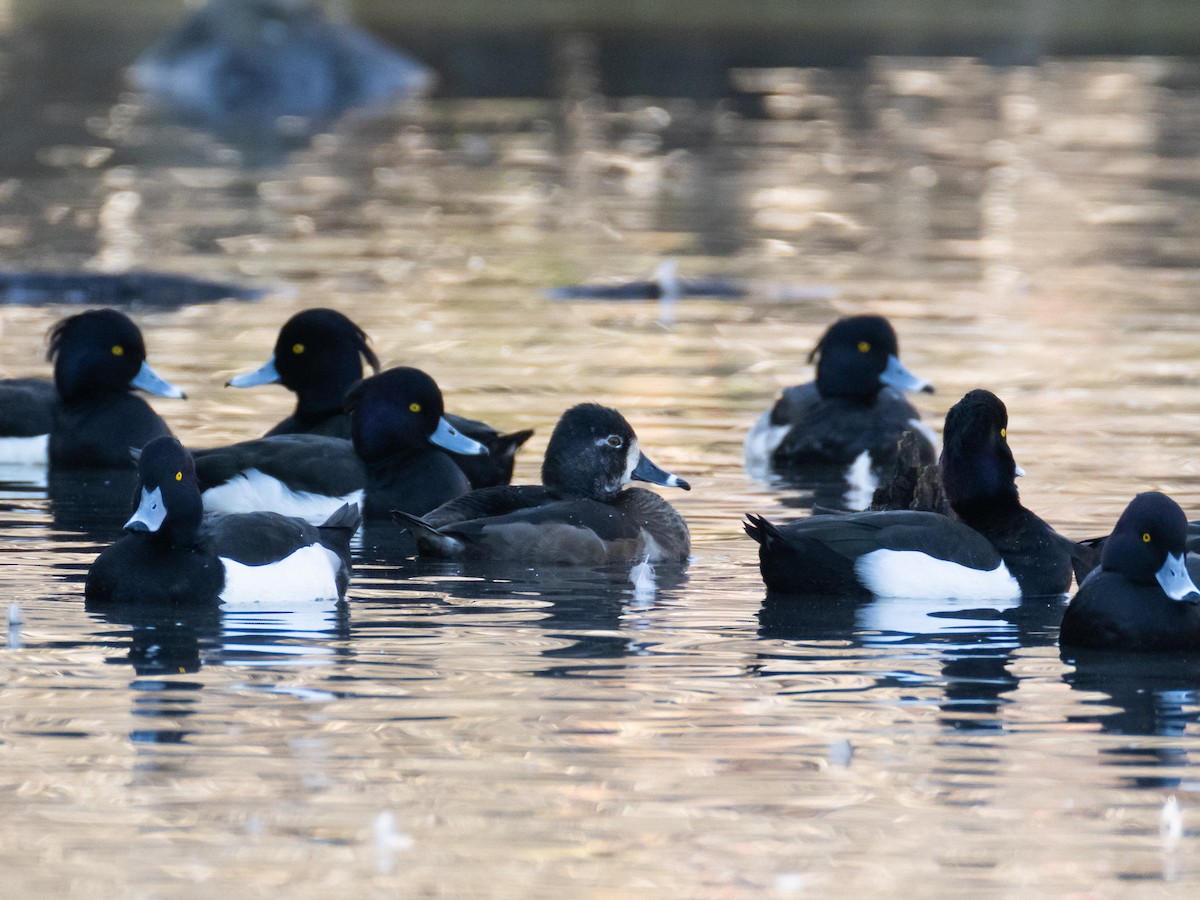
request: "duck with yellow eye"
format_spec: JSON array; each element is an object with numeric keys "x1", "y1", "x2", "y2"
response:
[
  {"x1": 226, "y1": 308, "x2": 533, "y2": 487},
  {"x1": 746, "y1": 390, "x2": 1080, "y2": 601},
  {"x1": 0, "y1": 308, "x2": 186, "y2": 468},
  {"x1": 85, "y1": 436, "x2": 360, "y2": 606},
  {"x1": 1061, "y1": 492, "x2": 1200, "y2": 652},
  {"x1": 745, "y1": 314, "x2": 935, "y2": 509},
  {"x1": 194, "y1": 366, "x2": 487, "y2": 528}
]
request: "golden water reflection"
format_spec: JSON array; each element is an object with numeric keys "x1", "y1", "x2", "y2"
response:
[{"x1": 2, "y1": 55, "x2": 1200, "y2": 896}]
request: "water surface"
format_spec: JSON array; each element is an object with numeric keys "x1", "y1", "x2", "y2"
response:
[{"x1": 3, "y1": 38, "x2": 1200, "y2": 897}]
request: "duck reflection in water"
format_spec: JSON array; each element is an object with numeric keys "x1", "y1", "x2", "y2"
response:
[
  {"x1": 757, "y1": 589, "x2": 1063, "y2": 733},
  {"x1": 366, "y1": 554, "x2": 690, "y2": 673},
  {"x1": 89, "y1": 591, "x2": 350, "y2": 678},
  {"x1": 1062, "y1": 649, "x2": 1200, "y2": 788}
]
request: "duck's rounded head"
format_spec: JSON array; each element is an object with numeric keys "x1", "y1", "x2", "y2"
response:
[
  {"x1": 939, "y1": 389, "x2": 1020, "y2": 509},
  {"x1": 810, "y1": 315, "x2": 932, "y2": 401},
  {"x1": 1103, "y1": 492, "x2": 1198, "y2": 600},
  {"x1": 542, "y1": 403, "x2": 690, "y2": 501},
  {"x1": 48, "y1": 309, "x2": 185, "y2": 403},
  {"x1": 346, "y1": 366, "x2": 486, "y2": 464},
  {"x1": 125, "y1": 436, "x2": 202, "y2": 540},
  {"x1": 255, "y1": 308, "x2": 379, "y2": 391}
]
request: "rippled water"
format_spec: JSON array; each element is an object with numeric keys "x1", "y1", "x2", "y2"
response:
[{"x1": 4, "y1": 41, "x2": 1200, "y2": 896}]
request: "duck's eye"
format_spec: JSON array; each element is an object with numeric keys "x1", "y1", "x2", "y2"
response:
[
  {"x1": 857, "y1": 341, "x2": 870, "y2": 353},
  {"x1": 606, "y1": 435, "x2": 623, "y2": 448},
  {"x1": 409, "y1": 402, "x2": 422, "y2": 413},
  {"x1": 175, "y1": 471, "x2": 182, "y2": 482},
  {"x1": 1000, "y1": 428, "x2": 1006, "y2": 438},
  {"x1": 292, "y1": 343, "x2": 305, "y2": 355},
  {"x1": 1142, "y1": 532, "x2": 1152, "y2": 543},
  {"x1": 111, "y1": 345, "x2": 124, "y2": 357}
]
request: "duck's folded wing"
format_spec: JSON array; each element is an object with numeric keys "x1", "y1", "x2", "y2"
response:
[
  {"x1": 200, "y1": 511, "x2": 321, "y2": 565},
  {"x1": 193, "y1": 434, "x2": 364, "y2": 495},
  {"x1": 782, "y1": 510, "x2": 1003, "y2": 568},
  {"x1": 423, "y1": 485, "x2": 555, "y2": 528}
]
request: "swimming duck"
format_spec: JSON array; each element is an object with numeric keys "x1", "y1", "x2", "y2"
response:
[
  {"x1": 131, "y1": 0, "x2": 434, "y2": 131},
  {"x1": 196, "y1": 366, "x2": 486, "y2": 523},
  {"x1": 745, "y1": 389, "x2": 1077, "y2": 600},
  {"x1": 84, "y1": 436, "x2": 359, "y2": 605},
  {"x1": 0, "y1": 309, "x2": 185, "y2": 467},
  {"x1": 395, "y1": 403, "x2": 691, "y2": 565},
  {"x1": 227, "y1": 307, "x2": 533, "y2": 487},
  {"x1": 744, "y1": 315, "x2": 935, "y2": 482},
  {"x1": 1060, "y1": 492, "x2": 1200, "y2": 651}
]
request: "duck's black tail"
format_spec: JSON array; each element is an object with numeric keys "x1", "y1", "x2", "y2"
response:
[
  {"x1": 392, "y1": 509, "x2": 465, "y2": 558},
  {"x1": 318, "y1": 503, "x2": 362, "y2": 552}
]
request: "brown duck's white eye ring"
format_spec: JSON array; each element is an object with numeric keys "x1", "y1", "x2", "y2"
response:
[
  {"x1": 409, "y1": 402, "x2": 422, "y2": 413},
  {"x1": 111, "y1": 345, "x2": 125, "y2": 356},
  {"x1": 1143, "y1": 532, "x2": 1152, "y2": 543},
  {"x1": 857, "y1": 341, "x2": 870, "y2": 353},
  {"x1": 606, "y1": 435, "x2": 623, "y2": 448},
  {"x1": 292, "y1": 343, "x2": 305, "y2": 354}
]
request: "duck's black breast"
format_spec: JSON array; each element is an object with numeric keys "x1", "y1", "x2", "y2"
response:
[
  {"x1": 0, "y1": 378, "x2": 57, "y2": 437},
  {"x1": 1061, "y1": 571, "x2": 1200, "y2": 651},
  {"x1": 965, "y1": 506, "x2": 1076, "y2": 597},
  {"x1": 365, "y1": 449, "x2": 471, "y2": 519},
  {"x1": 772, "y1": 388, "x2": 925, "y2": 469},
  {"x1": 51, "y1": 394, "x2": 174, "y2": 468},
  {"x1": 84, "y1": 535, "x2": 224, "y2": 605}
]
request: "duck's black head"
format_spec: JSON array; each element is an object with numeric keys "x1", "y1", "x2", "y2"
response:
[
  {"x1": 810, "y1": 315, "x2": 933, "y2": 402},
  {"x1": 229, "y1": 307, "x2": 379, "y2": 403},
  {"x1": 541, "y1": 403, "x2": 690, "y2": 501},
  {"x1": 939, "y1": 389, "x2": 1021, "y2": 512},
  {"x1": 346, "y1": 366, "x2": 487, "y2": 464},
  {"x1": 48, "y1": 309, "x2": 186, "y2": 404},
  {"x1": 124, "y1": 435, "x2": 203, "y2": 543},
  {"x1": 1102, "y1": 492, "x2": 1199, "y2": 601}
]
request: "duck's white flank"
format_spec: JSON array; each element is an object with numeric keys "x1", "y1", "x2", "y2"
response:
[
  {"x1": 218, "y1": 544, "x2": 344, "y2": 603},
  {"x1": 854, "y1": 549, "x2": 1021, "y2": 602},
  {"x1": 0, "y1": 434, "x2": 49, "y2": 466},
  {"x1": 744, "y1": 411, "x2": 790, "y2": 473},
  {"x1": 842, "y1": 450, "x2": 879, "y2": 512},
  {"x1": 202, "y1": 469, "x2": 363, "y2": 525}
]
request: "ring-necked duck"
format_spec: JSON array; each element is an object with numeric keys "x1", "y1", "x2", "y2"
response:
[
  {"x1": 745, "y1": 389, "x2": 1078, "y2": 600},
  {"x1": 395, "y1": 403, "x2": 691, "y2": 565},
  {"x1": 0, "y1": 309, "x2": 185, "y2": 467},
  {"x1": 85, "y1": 436, "x2": 359, "y2": 605},
  {"x1": 197, "y1": 366, "x2": 486, "y2": 523},
  {"x1": 1060, "y1": 492, "x2": 1200, "y2": 651},
  {"x1": 745, "y1": 315, "x2": 935, "y2": 485},
  {"x1": 227, "y1": 308, "x2": 532, "y2": 487}
]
